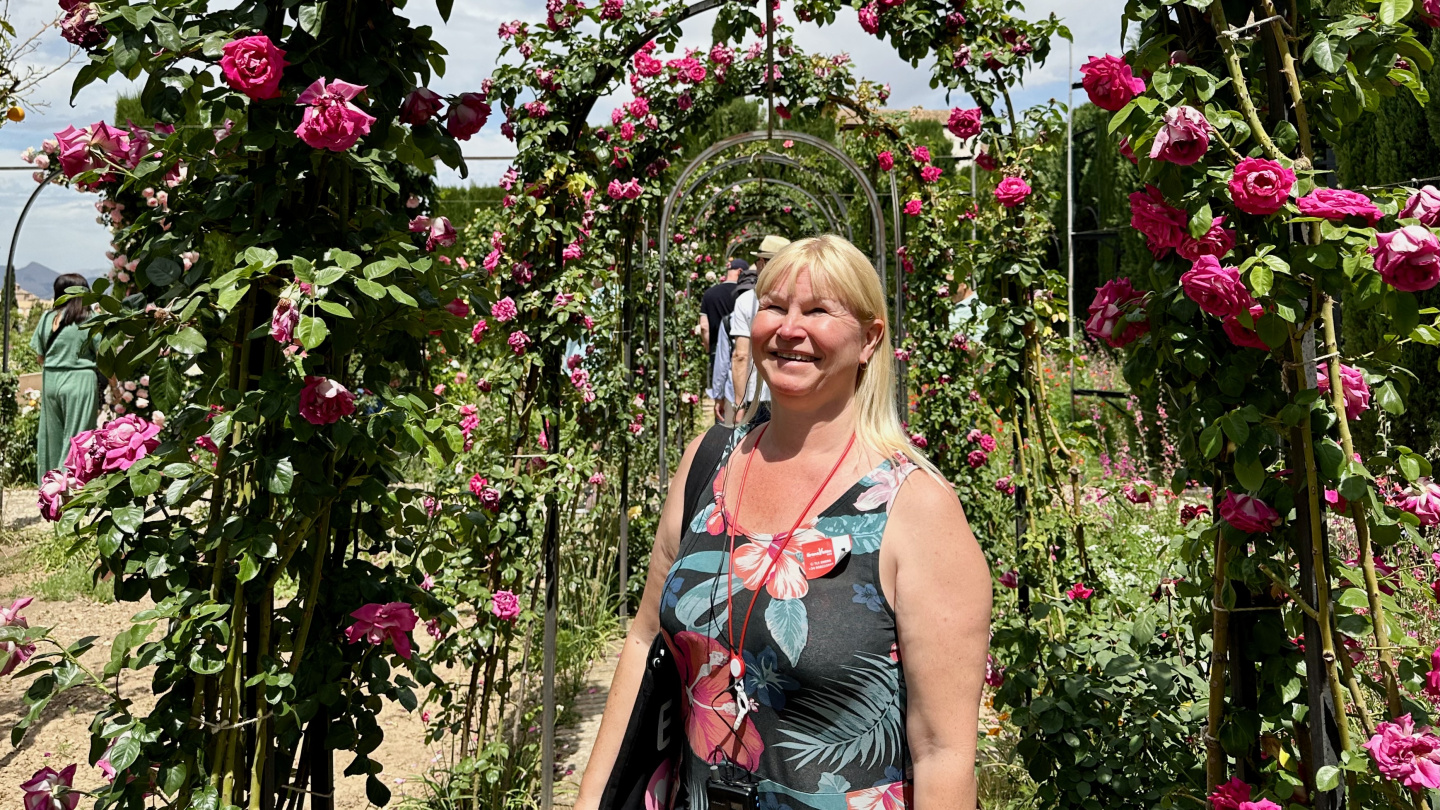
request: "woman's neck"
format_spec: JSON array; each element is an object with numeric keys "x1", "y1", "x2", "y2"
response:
[{"x1": 757, "y1": 392, "x2": 858, "y2": 462}]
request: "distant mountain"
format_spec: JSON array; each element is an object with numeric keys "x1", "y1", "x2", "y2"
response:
[{"x1": 9, "y1": 262, "x2": 105, "y2": 300}]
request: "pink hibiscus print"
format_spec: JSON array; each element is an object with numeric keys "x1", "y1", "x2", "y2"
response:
[
  {"x1": 730, "y1": 528, "x2": 813, "y2": 600},
  {"x1": 853, "y1": 461, "x2": 909, "y2": 512},
  {"x1": 847, "y1": 780, "x2": 910, "y2": 810},
  {"x1": 670, "y1": 631, "x2": 764, "y2": 770}
]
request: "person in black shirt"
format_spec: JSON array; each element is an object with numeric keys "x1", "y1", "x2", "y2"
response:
[{"x1": 700, "y1": 259, "x2": 746, "y2": 422}]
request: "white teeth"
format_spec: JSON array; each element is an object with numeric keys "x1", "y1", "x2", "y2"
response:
[{"x1": 775, "y1": 352, "x2": 813, "y2": 361}]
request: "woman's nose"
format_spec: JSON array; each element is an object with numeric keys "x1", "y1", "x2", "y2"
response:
[{"x1": 776, "y1": 308, "x2": 805, "y2": 338}]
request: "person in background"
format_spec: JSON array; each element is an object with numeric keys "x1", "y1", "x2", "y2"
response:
[
  {"x1": 729, "y1": 234, "x2": 789, "y2": 423},
  {"x1": 700, "y1": 258, "x2": 746, "y2": 424},
  {"x1": 948, "y1": 277, "x2": 989, "y2": 349},
  {"x1": 31, "y1": 274, "x2": 101, "y2": 484}
]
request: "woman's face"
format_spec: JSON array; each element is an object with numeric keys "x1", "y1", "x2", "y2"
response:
[{"x1": 751, "y1": 267, "x2": 883, "y2": 405}]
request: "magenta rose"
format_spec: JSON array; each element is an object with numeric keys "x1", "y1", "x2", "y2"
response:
[
  {"x1": 1315, "y1": 362, "x2": 1371, "y2": 420},
  {"x1": 976, "y1": 148, "x2": 998, "y2": 171},
  {"x1": 858, "y1": 3, "x2": 880, "y2": 34},
  {"x1": 1371, "y1": 225, "x2": 1440, "y2": 292},
  {"x1": 1129, "y1": 185, "x2": 1189, "y2": 258},
  {"x1": 1080, "y1": 54, "x2": 1145, "y2": 111},
  {"x1": 54, "y1": 124, "x2": 93, "y2": 178},
  {"x1": 37, "y1": 470, "x2": 73, "y2": 522},
  {"x1": 220, "y1": 35, "x2": 288, "y2": 101},
  {"x1": 271, "y1": 298, "x2": 299, "y2": 345},
  {"x1": 1228, "y1": 157, "x2": 1296, "y2": 215},
  {"x1": 1149, "y1": 105, "x2": 1210, "y2": 165},
  {"x1": 0, "y1": 598, "x2": 36, "y2": 677},
  {"x1": 1219, "y1": 491, "x2": 1281, "y2": 534},
  {"x1": 444, "y1": 298, "x2": 470, "y2": 318},
  {"x1": 295, "y1": 78, "x2": 375, "y2": 152},
  {"x1": 60, "y1": 3, "x2": 107, "y2": 49},
  {"x1": 64, "y1": 429, "x2": 105, "y2": 484},
  {"x1": 1084, "y1": 278, "x2": 1148, "y2": 348},
  {"x1": 21, "y1": 765, "x2": 78, "y2": 810},
  {"x1": 470, "y1": 474, "x2": 502, "y2": 511},
  {"x1": 400, "y1": 88, "x2": 443, "y2": 125},
  {"x1": 1209, "y1": 778, "x2": 1253, "y2": 810},
  {"x1": 1182, "y1": 256, "x2": 1252, "y2": 318},
  {"x1": 1222, "y1": 303, "x2": 1270, "y2": 350},
  {"x1": 344, "y1": 602, "x2": 418, "y2": 659},
  {"x1": 100, "y1": 414, "x2": 162, "y2": 472},
  {"x1": 1401, "y1": 185, "x2": 1440, "y2": 225},
  {"x1": 1178, "y1": 216, "x2": 1236, "y2": 261},
  {"x1": 903, "y1": 198, "x2": 923, "y2": 216},
  {"x1": 446, "y1": 93, "x2": 491, "y2": 140},
  {"x1": 1363, "y1": 715, "x2": 1440, "y2": 790},
  {"x1": 877, "y1": 151, "x2": 894, "y2": 171},
  {"x1": 1296, "y1": 188, "x2": 1381, "y2": 225},
  {"x1": 491, "y1": 296, "x2": 518, "y2": 323},
  {"x1": 491, "y1": 590, "x2": 521, "y2": 621},
  {"x1": 1065, "y1": 582, "x2": 1094, "y2": 601},
  {"x1": 947, "y1": 107, "x2": 982, "y2": 139},
  {"x1": 298, "y1": 376, "x2": 356, "y2": 425},
  {"x1": 508, "y1": 330, "x2": 531, "y2": 356},
  {"x1": 994, "y1": 176, "x2": 1032, "y2": 208}
]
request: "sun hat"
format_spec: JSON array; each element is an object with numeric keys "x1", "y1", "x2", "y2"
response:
[{"x1": 753, "y1": 234, "x2": 791, "y2": 259}]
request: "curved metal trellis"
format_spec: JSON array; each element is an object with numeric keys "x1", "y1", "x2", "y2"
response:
[
  {"x1": 676, "y1": 152, "x2": 855, "y2": 236},
  {"x1": 690, "y1": 176, "x2": 847, "y2": 238},
  {"x1": 3, "y1": 168, "x2": 60, "y2": 372}
]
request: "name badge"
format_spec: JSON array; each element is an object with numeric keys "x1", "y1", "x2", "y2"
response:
[{"x1": 797, "y1": 533, "x2": 852, "y2": 579}]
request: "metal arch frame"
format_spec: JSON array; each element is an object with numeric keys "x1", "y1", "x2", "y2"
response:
[
  {"x1": 3, "y1": 168, "x2": 61, "y2": 372},
  {"x1": 656, "y1": 129, "x2": 899, "y2": 481},
  {"x1": 675, "y1": 152, "x2": 854, "y2": 230},
  {"x1": 692, "y1": 177, "x2": 846, "y2": 238}
]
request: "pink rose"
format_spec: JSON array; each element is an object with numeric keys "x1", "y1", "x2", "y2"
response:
[
  {"x1": 979, "y1": 434, "x2": 997, "y2": 452},
  {"x1": 984, "y1": 654, "x2": 1005, "y2": 687},
  {"x1": 910, "y1": 146, "x2": 931, "y2": 164},
  {"x1": 425, "y1": 216, "x2": 456, "y2": 251},
  {"x1": 1084, "y1": 278, "x2": 1148, "y2": 348},
  {"x1": 1401, "y1": 185, "x2": 1440, "y2": 226},
  {"x1": 447, "y1": 93, "x2": 490, "y2": 140},
  {"x1": 1222, "y1": 303, "x2": 1270, "y2": 350},
  {"x1": 60, "y1": 3, "x2": 107, "y2": 49},
  {"x1": 1065, "y1": 582, "x2": 1094, "y2": 601},
  {"x1": 471, "y1": 318, "x2": 488, "y2": 342},
  {"x1": 508, "y1": 330, "x2": 531, "y2": 356},
  {"x1": 21, "y1": 764, "x2": 79, "y2": 810},
  {"x1": 858, "y1": 2, "x2": 880, "y2": 34},
  {"x1": 64, "y1": 429, "x2": 104, "y2": 484},
  {"x1": 995, "y1": 476, "x2": 1016, "y2": 495},
  {"x1": 220, "y1": 35, "x2": 289, "y2": 101},
  {"x1": 947, "y1": 107, "x2": 982, "y2": 139},
  {"x1": 470, "y1": 474, "x2": 502, "y2": 511},
  {"x1": 1401, "y1": 479, "x2": 1440, "y2": 526},
  {"x1": 1181, "y1": 256, "x2": 1252, "y2": 318},
  {"x1": 38, "y1": 471, "x2": 73, "y2": 522},
  {"x1": 100, "y1": 414, "x2": 162, "y2": 472},
  {"x1": 966, "y1": 449, "x2": 988, "y2": 468},
  {"x1": 400, "y1": 88, "x2": 443, "y2": 125},
  {"x1": 1297, "y1": 188, "x2": 1381, "y2": 225},
  {"x1": 344, "y1": 602, "x2": 418, "y2": 659},
  {"x1": 994, "y1": 176, "x2": 1032, "y2": 208},
  {"x1": 1177, "y1": 216, "x2": 1235, "y2": 261},
  {"x1": 1118, "y1": 136, "x2": 1137, "y2": 165},
  {"x1": 877, "y1": 151, "x2": 894, "y2": 171},
  {"x1": 271, "y1": 298, "x2": 299, "y2": 344},
  {"x1": 1149, "y1": 105, "x2": 1210, "y2": 165},
  {"x1": 1427, "y1": 647, "x2": 1440, "y2": 698},
  {"x1": 920, "y1": 165, "x2": 942, "y2": 183},
  {"x1": 1129, "y1": 185, "x2": 1188, "y2": 258},
  {"x1": 1228, "y1": 157, "x2": 1295, "y2": 216},
  {"x1": 1219, "y1": 491, "x2": 1281, "y2": 534},
  {"x1": 998, "y1": 569, "x2": 1019, "y2": 588},
  {"x1": 295, "y1": 78, "x2": 375, "y2": 152},
  {"x1": 1370, "y1": 225, "x2": 1440, "y2": 292},
  {"x1": 491, "y1": 297, "x2": 518, "y2": 323},
  {"x1": 1209, "y1": 778, "x2": 1252, "y2": 810},
  {"x1": 1080, "y1": 54, "x2": 1145, "y2": 112},
  {"x1": 904, "y1": 198, "x2": 922, "y2": 216},
  {"x1": 444, "y1": 298, "x2": 470, "y2": 318},
  {"x1": 608, "y1": 178, "x2": 643, "y2": 200},
  {"x1": 0, "y1": 597, "x2": 36, "y2": 677},
  {"x1": 1364, "y1": 715, "x2": 1440, "y2": 790},
  {"x1": 1315, "y1": 363, "x2": 1371, "y2": 420},
  {"x1": 976, "y1": 148, "x2": 998, "y2": 171},
  {"x1": 298, "y1": 376, "x2": 356, "y2": 425},
  {"x1": 491, "y1": 589, "x2": 521, "y2": 621}
]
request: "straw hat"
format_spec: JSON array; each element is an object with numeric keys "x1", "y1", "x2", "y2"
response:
[{"x1": 754, "y1": 234, "x2": 791, "y2": 259}]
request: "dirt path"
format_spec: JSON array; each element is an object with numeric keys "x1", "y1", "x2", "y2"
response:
[{"x1": 551, "y1": 638, "x2": 623, "y2": 808}]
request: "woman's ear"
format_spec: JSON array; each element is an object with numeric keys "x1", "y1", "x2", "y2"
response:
[{"x1": 858, "y1": 318, "x2": 885, "y2": 365}]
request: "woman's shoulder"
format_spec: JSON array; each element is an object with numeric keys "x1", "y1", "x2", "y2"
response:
[{"x1": 884, "y1": 465, "x2": 967, "y2": 546}]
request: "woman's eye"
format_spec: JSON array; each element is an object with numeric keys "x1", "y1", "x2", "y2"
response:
[{"x1": 806, "y1": 307, "x2": 828, "y2": 316}]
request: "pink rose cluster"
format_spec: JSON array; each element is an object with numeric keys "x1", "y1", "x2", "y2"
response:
[
  {"x1": 1370, "y1": 225, "x2": 1440, "y2": 292},
  {"x1": 52, "y1": 122, "x2": 141, "y2": 181},
  {"x1": 1080, "y1": 54, "x2": 1145, "y2": 112},
  {"x1": 1218, "y1": 491, "x2": 1280, "y2": 534},
  {"x1": 298, "y1": 376, "x2": 356, "y2": 426},
  {"x1": 1083, "y1": 277, "x2": 1148, "y2": 348},
  {"x1": 1296, "y1": 188, "x2": 1381, "y2": 225},
  {"x1": 1364, "y1": 714, "x2": 1440, "y2": 790},
  {"x1": 42, "y1": 414, "x2": 165, "y2": 519},
  {"x1": 220, "y1": 34, "x2": 289, "y2": 100},
  {"x1": 0, "y1": 598, "x2": 37, "y2": 677},
  {"x1": 1209, "y1": 778, "x2": 1281, "y2": 810},
  {"x1": 344, "y1": 602, "x2": 418, "y2": 659},
  {"x1": 295, "y1": 78, "x2": 376, "y2": 152},
  {"x1": 1129, "y1": 186, "x2": 1189, "y2": 258},
  {"x1": 608, "y1": 178, "x2": 644, "y2": 200},
  {"x1": 1315, "y1": 363, "x2": 1371, "y2": 420},
  {"x1": 470, "y1": 474, "x2": 502, "y2": 511}
]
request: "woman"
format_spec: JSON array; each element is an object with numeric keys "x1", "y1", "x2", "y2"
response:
[
  {"x1": 31, "y1": 273, "x2": 100, "y2": 483},
  {"x1": 577, "y1": 235, "x2": 991, "y2": 809}
]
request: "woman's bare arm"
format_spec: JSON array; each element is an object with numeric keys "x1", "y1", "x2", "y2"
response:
[
  {"x1": 573, "y1": 431, "x2": 708, "y2": 810},
  {"x1": 883, "y1": 473, "x2": 992, "y2": 809}
]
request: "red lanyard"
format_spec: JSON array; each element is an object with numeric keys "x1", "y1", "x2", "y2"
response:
[{"x1": 724, "y1": 423, "x2": 855, "y2": 683}]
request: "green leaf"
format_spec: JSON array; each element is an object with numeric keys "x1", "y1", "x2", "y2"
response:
[
  {"x1": 366, "y1": 776, "x2": 391, "y2": 807},
  {"x1": 237, "y1": 553, "x2": 259, "y2": 584},
  {"x1": 1188, "y1": 203, "x2": 1213, "y2": 240},
  {"x1": 296, "y1": 316, "x2": 328, "y2": 350},
  {"x1": 1249, "y1": 263, "x2": 1274, "y2": 297},
  {"x1": 167, "y1": 327, "x2": 207, "y2": 356},
  {"x1": 298, "y1": 2, "x2": 326, "y2": 35},
  {"x1": 1305, "y1": 37, "x2": 1346, "y2": 73},
  {"x1": 107, "y1": 733, "x2": 142, "y2": 772},
  {"x1": 113, "y1": 506, "x2": 143, "y2": 534},
  {"x1": 329, "y1": 249, "x2": 361, "y2": 269},
  {"x1": 1130, "y1": 611, "x2": 1156, "y2": 649},
  {"x1": 1315, "y1": 765, "x2": 1340, "y2": 792},
  {"x1": 1400, "y1": 453, "x2": 1422, "y2": 482},
  {"x1": 387, "y1": 285, "x2": 419, "y2": 307},
  {"x1": 313, "y1": 267, "x2": 346, "y2": 287},
  {"x1": 1220, "y1": 413, "x2": 1249, "y2": 447},
  {"x1": 1337, "y1": 588, "x2": 1370, "y2": 609},
  {"x1": 1199, "y1": 423, "x2": 1223, "y2": 459},
  {"x1": 146, "y1": 257, "x2": 182, "y2": 287},
  {"x1": 130, "y1": 469, "x2": 161, "y2": 498},
  {"x1": 1377, "y1": 381, "x2": 1405, "y2": 415},
  {"x1": 318, "y1": 300, "x2": 353, "y2": 319},
  {"x1": 1234, "y1": 454, "x2": 1266, "y2": 492},
  {"x1": 268, "y1": 457, "x2": 294, "y2": 494},
  {"x1": 354, "y1": 278, "x2": 386, "y2": 299},
  {"x1": 1380, "y1": 0, "x2": 1414, "y2": 25}
]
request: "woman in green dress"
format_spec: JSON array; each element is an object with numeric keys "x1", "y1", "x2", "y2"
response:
[{"x1": 30, "y1": 273, "x2": 100, "y2": 483}]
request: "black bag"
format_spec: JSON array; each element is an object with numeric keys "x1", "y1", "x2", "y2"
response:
[{"x1": 599, "y1": 424, "x2": 734, "y2": 810}]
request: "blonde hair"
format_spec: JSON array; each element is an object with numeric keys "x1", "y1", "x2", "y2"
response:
[{"x1": 754, "y1": 234, "x2": 940, "y2": 479}]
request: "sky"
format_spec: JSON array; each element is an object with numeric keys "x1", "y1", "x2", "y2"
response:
[{"x1": 0, "y1": 0, "x2": 1125, "y2": 277}]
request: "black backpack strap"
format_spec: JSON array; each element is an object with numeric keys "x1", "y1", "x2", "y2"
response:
[{"x1": 683, "y1": 424, "x2": 734, "y2": 523}]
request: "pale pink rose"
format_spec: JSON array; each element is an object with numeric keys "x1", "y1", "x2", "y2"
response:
[
  {"x1": 99, "y1": 415, "x2": 162, "y2": 472},
  {"x1": 1401, "y1": 185, "x2": 1440, "y2": 225},
  {"x1": 1297, "y1": 188, "x2": 1381, "y2": 225},
  {"x1": 21, "y1": 764, "x2": 79, "y2": 810},
  {"x1": 295, "y1": 78, "x2": 375, "y2": 152},
  {"x1": 271, "y1": 298, "x2": 299, "y2": 344},
  {"x1": 1177, "y1": 216, "x2": 1235, "y2": 261},
  {"x1": 1219, "y1": 491, "x2": 1280, "y2": 534},
  {"x1": 1129, "y1": 185, "x2": 1188, "y2": 258},
  {"x1": 1370, "y1": 225, "x2": 1440, "y2": 292},
  {"x1": 1065, "y1": 582, "x2": 1094, "y2": 601},
  {"x1": 994, "y1": 176, "x2": 1032, "y2": 208},
  {"x1": 220, "y1": 35, "x2": 289, "y2": 100},
  {"x1": 298, "y1": 376, "x2": 356, "y2": 425},
  {"x1": 1181, "y1": 256, "x2": 1252, "y2": 318},
  {"x1": 1364, "y1": 714, "x2": 1440, "y2": 790},
  {"x1": 1149, "y1": 105, "x2": 1210, "y2": 165},
  {"x1": 400, "y1": 88, "x2": 443, "y2": 125},
  {"x1": 947, "y1": 107, "x2": 982, "y2": 139},
  {"x1": 1401, "y1": 479, "x2": 1440, "y2": 526},
  {"x1": 37, "y1": 471, "x2": 73, "y2": 522},
  {"x1": 1208, "y1": 779, "x2": 1252, "y2": 810},
  {"x1": 425, "y1": 216, "x2": 456, "y2": 251},
  {"x1": 1228, "y1": 157, "x2": 1295, "y2": 215},
  {"x1": 64, "y1": 429, "x2": 104, "y2": 484},
  {"x1": 1080, "y1": 54, "x2": 1145, "y2": 111},
  {"x1": 491, "y1": 590, "x2": 521, "y2": 621},
  {"x1": 1084, "y1": 278, "x2": 1148, "y2": 348},
  {"x1": 446, "y1": 93, "x2": 490, "y2": 140},
  {"x1": 1315, "y1": 363, "x2": 1371, "y2": 420},
  {"x1": 344, "y1": 602, "x2": 418, "y2": 659}
]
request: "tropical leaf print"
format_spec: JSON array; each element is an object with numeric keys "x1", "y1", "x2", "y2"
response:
[
  {"x1": 765, "y1": 597, "x2": 809, "y2": 666},
  {"x1": 814, "y1": 513, "x2": 887, "y2": 554},
  {"x1": 689, "y1": 502, "x2": 717, "y2": 535},
  {"x1": 775, "y1": 653, "x2": 905, "y2": 771},
  {"x1": 674, "y1": 573, "x2": 745, "y2": 635}
]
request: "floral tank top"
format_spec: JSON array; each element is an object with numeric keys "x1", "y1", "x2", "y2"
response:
[{"x1": 657, "y1": 424, "x2": 918, "y2": 810}]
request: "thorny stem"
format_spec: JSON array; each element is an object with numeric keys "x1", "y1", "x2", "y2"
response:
[
  {"x1": 1207, "y1": 0, "x2": 1284, "y2": 161},
  {"x1": 1335, "y1": 643, "x2": 1377, "y2": 739},
  {"x1": 1257, "y1": 564, "x2": 1318, "y2": 621},
  {"x1": 1206, "y1": 529, "x2": 1230, "y2": 794},
  {"x1": 1256, "y1": 0, "x2": 1314, "y2": 166}
]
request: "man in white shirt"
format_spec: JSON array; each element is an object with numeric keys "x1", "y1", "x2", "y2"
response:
[{"x1": 729, "y1": 234, "x2": 790, "y2": 422}]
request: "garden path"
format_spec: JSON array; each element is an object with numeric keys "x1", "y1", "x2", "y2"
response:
[{"x1": 551, "y1": 636, "x2": 624, "y2": 808}]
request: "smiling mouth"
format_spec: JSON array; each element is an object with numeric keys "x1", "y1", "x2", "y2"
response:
[{"x1": 773, "y1": 351, "x2": 817, "y2": 362}]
